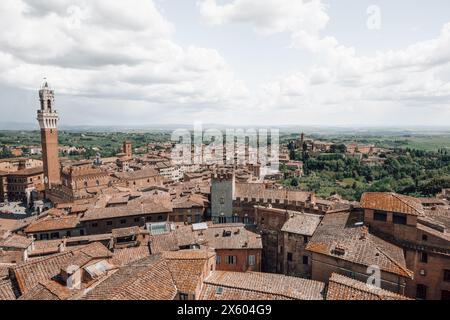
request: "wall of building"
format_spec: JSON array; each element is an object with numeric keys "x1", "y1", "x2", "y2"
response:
[
  {"x1": 405, "y1": 249, "x2": 450, "y2": 300},
  {"x1": 215, "y1": 248, "x2": 261, "y2": 273},
  {"x1": 310, "y1": 252, "x2": 408, "y2": 295},
  {"x1": 82, "y1": 213, "x2": 169, "y2": 235},
  {"x1": 281, "y1": 232, "x2": 312, "y2": 278},
  {"x1": 211, "y1": 176, "x2": 235, "y2": 223}
]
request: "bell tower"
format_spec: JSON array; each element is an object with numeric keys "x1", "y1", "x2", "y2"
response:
[{"x1": 37, "y1": 80, "x2": 61, "y2": 189}]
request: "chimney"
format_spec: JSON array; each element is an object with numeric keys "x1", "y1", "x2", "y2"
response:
[
  {"x1": 58, "y1": 239, "x2": 66, "y2": 253},
  {"x1": 61, "y1": 265, "x2": 82, "y2": 290}
]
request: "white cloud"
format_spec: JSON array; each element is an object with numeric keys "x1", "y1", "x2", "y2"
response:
[
  {"x1": 198, "y1": 0, "x2": 450, "y2": 125},
  {"x1": 0, "y1": 0, "x2": 248, "y2": 118}
]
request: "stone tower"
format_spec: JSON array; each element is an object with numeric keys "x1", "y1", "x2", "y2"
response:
[
  {"x1": 211, "y1": 171, "x2": 235, "y2": 224},
  {"x1": 37, "y1": 81, "x2": 60, "y2": 189},
  {"x1": 123, "y1": 140, "x2": 132, "y2": 158}
]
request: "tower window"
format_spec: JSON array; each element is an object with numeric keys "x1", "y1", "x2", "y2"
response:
[
  {"x1": 416, "y1": 284, "x2": 427, "y2": 300},
  {"x1": 393, "y1": 213, "x2": 407, "y2": 225},
  {"x1": 420, "y1": 252, "x2": 428, "y2": 263}
]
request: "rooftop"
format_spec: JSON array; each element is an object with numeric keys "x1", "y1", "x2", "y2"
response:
[
  {"x1": 25, "y1": 215, "x2": 80, "y2": 233},
  {"x1": 326, "y1": 273, "x2": 411, "y2": 300},
  {"x1": 200, "y1": 271, "x2": 325, "y2": 300},
  {"x1": 281, "y1": 212, "x2": 322, "y2": 236},
  {"x1": 306, "y1": 211, "x2": 413, "y2": 278},
  {"x1": 11, "y1": 242, "x2": 112, "y2": 295},
  {"x1": 360, "y1": 192, "x2": 424, "y2": 216}
]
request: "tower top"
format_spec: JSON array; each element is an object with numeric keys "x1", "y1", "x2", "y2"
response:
[{"x1": 41, "y1": 78, "x2": 51, "y2": 90}]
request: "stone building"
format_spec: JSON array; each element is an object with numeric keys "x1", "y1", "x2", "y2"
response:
[
  {"x1": 211, "y1": 172, "x2": 235, "y2": 223},
  {"x1": 361, "y1": 192, "x2": 450, "y2": 300},
  {"x1": 113, "y1": 168, "x2": 164, "y2": 190},
  {"x1": 48, "y1": 161, "x2": 112, "y2": 203},
  {"x1": 280, "y1": 212, "x2": 322, "y2": 278},
  {"x1": 306, "y1": 210, "x2": 413, "y2": 295},
  {"x1": 0, "y1": 167, "x2": 44, "y2": 203}
]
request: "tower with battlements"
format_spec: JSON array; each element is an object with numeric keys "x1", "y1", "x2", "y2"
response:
[{"x1": 37, "y1": 81, "x2": 61, "y2": 190}]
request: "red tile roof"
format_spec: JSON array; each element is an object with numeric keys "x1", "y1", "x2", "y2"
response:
[
  {"x1": 200, "y1": 271, "x2": 325, "y2": 300},
  {"x1": 25, "y1": 216, "x2": 80, "y2": 233},
  {"x1": 361, "y1": 192, "x2": 424, "y2": 216},
  {"x1": 306, "y1": 211, "x2": 413, "y2": 278},
  {"x1": 11, "y1": 242, "x2": 112, "y2": 295},
  {"x1": 326, "y1": 273, "x2": 411, "y2": 300}
]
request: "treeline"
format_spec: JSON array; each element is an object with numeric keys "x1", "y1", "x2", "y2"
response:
[{"x1": 292, "y1": 147, "x2": 450, "y2": 201}]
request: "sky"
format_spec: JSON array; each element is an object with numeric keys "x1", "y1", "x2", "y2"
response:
[{"x1": 0, "y1": 0, "x2": 450, "y2": 128}]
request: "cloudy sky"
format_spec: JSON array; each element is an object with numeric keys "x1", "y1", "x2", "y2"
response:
[{"x1": 1, "y1": 0, "x2": 450, "y2": 127}]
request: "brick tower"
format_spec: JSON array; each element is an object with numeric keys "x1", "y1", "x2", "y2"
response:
[
  {"x1": 123, "y1": 140, "x2": 132, "y2": 158},
  {"x1": 37, "y1": 81, "x2": 60, "y2": 189}
]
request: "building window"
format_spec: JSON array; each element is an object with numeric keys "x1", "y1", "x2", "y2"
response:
[
  {"x1": 226, "y1": 256, "x2": 237, "y2": 265},
  {"x1": 92, "y1": 223, "x2": 98, "y2": 228},
  {"x1": 179, "y1": 293, "x2": 188, "y2": 301},
  {"x1": 50, "y1": 232, "x2": 59, "y2": 239},
  {"x1": 134, "y1": 217, "x2": 140, "y2": 223},
  {"x1": 444, "y1": 270, "x2": 450, "y2": 282},
  {"x1": 220, "y1": 197, "x2": 225, "y2": 204},
  {"x1": 422, "y1": 234, "x2": 428, "y2": 241},
  {"x1": 216, "y1": 255, "x2": 221, "y2": 265},
  {"x1": 442, "y1": 290, "x2": 450, "y2": 301},
  {"x1": 393, "y1": 213, "x2": 407, "y2": 225},
  {"x1": 107, "y1": 221, "x2": 113, "y2": 226},
  {"x1": 302, "y1": 255, "x2": 309, "y2": 265},
  {"x1": 287, "y1": 252, "x2": 293, "y2": 262},
  {"x1": 218, "y1": 216, "x2": 226, "y2": 224},
  {"x1": 303, "y1": 236, "x2": 309, "y2": 244},
  {"x1": 158, "y1": 215, "x2": 163, "y2": 221},
  {"x1": 374, "y1": 211, "x2": 387, "y2": 222},
  {"x1": 80, "y1": 230, "x2": 85, "y2": 236},
  {"x1": 416, "y1": 284, "x2": 427, "y2": 300},
  {"x1": 120, "y1": 219, "x2": 127, "y2": 224},
  {"x1": 420, "y1": 252, "x2": 428, "y2": 263},
  {"x1": 248, "y1": 255, "x2": 256, "y2": 266}
]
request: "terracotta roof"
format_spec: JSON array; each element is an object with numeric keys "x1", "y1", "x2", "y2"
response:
[
  {"x1": 149, "y1": 232, "x2": 180, "y2": 254},
  {"x1": 114, "y1": 168, "x2": 160, "y2": 180},
  {"x1": 81, "y1": 200, "x2": 172, "y2": 222},
  {"x1": 0, "y1": 279, "x2": 17, "y2": 300},
  {"x1": 172, "y1": 195, "x2": 206, "y2": 209},
  {"x1": 235, "y1": 183, "x2": 312, "y2": 203},
  {"x1": 149, "y1": 223, "x2": 263, "y2": 252},
  {"x1": 7, "y1": 167, "x2": 43, "y2": 176},
  {"x1": 112, "y1": 226, "x2": 141, "y2": 239},
  {"x1": 82, "y1": 255, "x2": 177, "y2": 300},
  {"x1": 111, "y1": 246, "x2": 151, "y2": 267},
  {"x1": 326, "y1": 273, "x2": 411, "y2": 300},
  {"x1": 200, "y1": 224, "x2": 263, "y2": 250},
  {"x1": 0, "y1": 234, "x2": 33, "y2": 249},
  {"x1": 306, "y1": 211, "x2": 413, "y2": 278},
  {"x1": 25, "y1": 216, "x2": 80, "y2": 233},
  {"x1": 11, "y1": 242, "x2": 112, "y2": 295},
  {"x1": 18, "y1": 281, "x2": 74, "y2": 301},
  {"x1": 360, "y1": 192, "x2": 424, "y2": 216},
  {"x1": 200, "y1": 271, "x2": 325, "y2": 300},
  {"x1": 281, "y1": 213, "x2": 322, "y2": 236},
  {"x1": 0, "y1": 263, "x2": 14, "y2": 279},
  {"x1": 163, "y1": 250, "x2": 214, "y2": 296}
]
